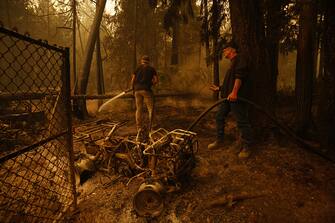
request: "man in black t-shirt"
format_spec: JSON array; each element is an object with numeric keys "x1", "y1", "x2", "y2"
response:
[
  {"x1": 208, "y1": 42, "x2": 253, "y2": 158},
  {"x1": 131, "y1": 55, "x2": 158, "y2": 132}
]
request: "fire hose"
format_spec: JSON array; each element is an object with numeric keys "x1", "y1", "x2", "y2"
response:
[{"x1": 187, "y1": 97, "x2": 335, "y2": 163}]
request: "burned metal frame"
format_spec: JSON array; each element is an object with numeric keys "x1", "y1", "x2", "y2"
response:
[
  {"x1": 70, "y1": 112, "x2": 198, "y2": 218},
  {"x1": 87, "y1": 125, "x2": 198, "y2": 217},
  {"x1": 73, "y1": 119, "x2": 126, "y2": 144},
  {"x1": 132, "y1": 128, "x2": 198, "y2": 217},
  {"x1": 96, "y1": 127, "x2": 198, "y2": 180}
]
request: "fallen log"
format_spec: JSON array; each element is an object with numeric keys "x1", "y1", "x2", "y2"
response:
[
  {"x1": 70, "y1": 93, "x2": 196, "y2": 100},
  {"x1": 205, "y1": 192, "x2": 265, "y2": 209}
]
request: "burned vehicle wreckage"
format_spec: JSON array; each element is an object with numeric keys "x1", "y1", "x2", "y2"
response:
[{"x1": 73, "y1": 119, "x2": 198, "y2": 217}]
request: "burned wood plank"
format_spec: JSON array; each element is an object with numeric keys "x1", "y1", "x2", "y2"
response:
[
  {"x1": 70, "y1": 93, "x2": 196, "y2": 100},
  {"x1": 0, "y1": 92, "x2": 59, "y2": 101},
  {"x1": 0, "y1": 111, "x2": 45, "y2": 121}
]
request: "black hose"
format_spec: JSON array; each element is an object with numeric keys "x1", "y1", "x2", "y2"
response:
[
  {"x1": 187, "y1": 97, "x2": 335, "y2": 163},
  {"x1": 187, "y1": 98, "x2": 228, "y2": 131}
]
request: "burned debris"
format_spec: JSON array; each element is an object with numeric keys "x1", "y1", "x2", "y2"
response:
[{"x1": 73, "y1": 120, "x2": 198, "y2": 217}]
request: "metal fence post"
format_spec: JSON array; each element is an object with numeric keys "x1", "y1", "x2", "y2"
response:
[
  {"x1": 0, "y1": 26, "x2": 78, "y2": 222},
  {"x1": 62, "y1": 47, "x2": 78, "y2": 210}
]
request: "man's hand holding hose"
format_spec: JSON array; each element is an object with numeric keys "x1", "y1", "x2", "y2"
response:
[
  {"x1": 209, "y1": 78, "x2": 241, "y2": 102},
  {"x1": 209, "y1": 84, "x2": 220, "y2": 92}
]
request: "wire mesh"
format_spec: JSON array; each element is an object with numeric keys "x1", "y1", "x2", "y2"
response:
[{"x1": 0, "y1": 27, "x2": 76, "y2": 222}]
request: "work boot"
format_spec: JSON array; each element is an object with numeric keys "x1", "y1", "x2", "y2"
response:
[
  {"x1": 238, "y1": 146, "x2": 251, "y2": 158},
  {"x1": 208, "y1": 140, "x2": 224, "y2": 150}
]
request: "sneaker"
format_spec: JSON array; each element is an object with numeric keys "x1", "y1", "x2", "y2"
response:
[
  {"x1": 208, "y1": 140, "x2": 224, "y2": 150},
  {"x1": 238, "y1": 147, "x2": 251, "y2": 158}
]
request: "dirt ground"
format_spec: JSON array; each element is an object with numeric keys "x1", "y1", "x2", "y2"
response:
[{"x1": 66, "y1": 97, "x2": 335, "y2": 223}]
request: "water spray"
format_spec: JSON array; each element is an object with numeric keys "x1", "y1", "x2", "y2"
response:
[{"x1": 98, "y1": 88, "x2": 133, "y2": 113}]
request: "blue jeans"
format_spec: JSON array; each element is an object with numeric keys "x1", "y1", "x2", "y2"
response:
[{"x1": 216, "y1": 101, "x2": 253, "y2": 146}]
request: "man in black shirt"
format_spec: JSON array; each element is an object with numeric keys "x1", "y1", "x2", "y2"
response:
[
  {"x1": 131, "y1": 55, "x2": 158, "y2": 132},
  {"x1": 208, "y1": 42, "x2": 253, "y2": 158}
]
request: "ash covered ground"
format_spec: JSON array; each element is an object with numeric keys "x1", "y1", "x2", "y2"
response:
[{"x1": 67, "y1": 97, "x2": 335, "y2": 223}]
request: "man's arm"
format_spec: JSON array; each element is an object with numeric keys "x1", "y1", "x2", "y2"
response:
[
  {"x1": 210, "y1": 84, "x2": 220, "y2": 92},
  {"x1": 227, "y1": 78, "x2": 242, "y2": 101},
  {"x1": 130, "y1": 74, "x2": 135, "y2": 89},
  {"x1": 228, "y1": 55, "x2": 247, "y2": 101},
  {"x1": 152, "y1": 74, "x2": 158, "y2": 85}
]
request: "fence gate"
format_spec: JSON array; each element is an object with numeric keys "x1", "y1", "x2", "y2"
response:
[{"x1": 0, "y1": 27, "x2": 76, "y2": 222}]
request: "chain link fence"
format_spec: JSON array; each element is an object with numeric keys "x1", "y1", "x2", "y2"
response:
[{"x1": 0, "y1": 27, "x2": 76, "y2": 222}]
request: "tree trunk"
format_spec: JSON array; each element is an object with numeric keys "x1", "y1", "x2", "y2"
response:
[
  {"x1": 96, "y1": 31, "x2": 105, "y2": 107},
  {"x1": 229, "y1": 0, "x2": 274, "y2": 136},
  {"x1": 5, "y1": 0, "x2": 11, "y2": 27},
  {"x1": 213, "y1": 37, "x2": 220, "y2": 100},
  {"x1": 46, "y1": 0, "x2": 50, "y2": 38},
  {"x1": 152, "y1": 10, "x2": 158, "y2": 68},
  {"x1": 316, "y1": 1, "x2": 335, "y2": 153},
  {"x1": 72, "y1": 0, "x2": 77, "y2": 93},
  {"x1": 264, "y1": 0, "x2": 282, "y2": 111},
  {"x1": 203, "y1": 0, "x2": 210, "y2": 66},
  {"x1": 77, "y1": 18, "x2": 85, "y2": 55},
  {"x1": 295, "y1": 0, "x2": 317, "y2": 136},
  {"x1": 74, "y1": 0, "x2": 107, "y2": 119},
  {"x1": 212, "y1": 0, "x2": 220, "y2": 100},
  {"x1": 133, "y1": 0, "x2": 138, "y2": 71},
  {"x1": 164, "y1": 33, "x2": 167, "y2": 70},
  {"x1": 318, "y1": 32, "x2": 325, "y2": 78},
  {"x1": 171, "y1": 22, "x2": 179, "y2": 65}
]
